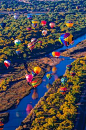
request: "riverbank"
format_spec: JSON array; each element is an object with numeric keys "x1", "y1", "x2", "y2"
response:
[{"x1": 61, "y1": 40, "x2": 86, "y2": 59}]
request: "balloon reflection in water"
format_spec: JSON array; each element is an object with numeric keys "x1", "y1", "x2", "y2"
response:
[
  {"x1": 32, "y1": 88, "x2": 38, "y2": 100},
  {"x1": 46, "y1": 83, "x2": 52, "y2": 89},
  {"x1": 26, "y1": 104, "x2": 33, "y2": 115},
  {"x1": 54, "y1": 74, "x2": 58, "y2": 81}
]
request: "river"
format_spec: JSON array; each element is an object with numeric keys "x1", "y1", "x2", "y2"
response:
[{"x1": 3, "y1": 34, "x2": 86, "y2": 130}]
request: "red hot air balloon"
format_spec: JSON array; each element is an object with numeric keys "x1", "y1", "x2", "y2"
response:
[
  {"x1": 49, "y1": 22, "x2": 55, "y2": 28},
  {"x1": 4, "y1": 60, "x2": 11, "y2": 69},
  {"x1": 41, "y1": 21, "x2": 47, "y2": 26},
  {"x1": 60, "y1": 87, "x2": 67, "y2": 95},
  {"x1": 52, "y1": 52, "x2": 60, "y2": 58}
]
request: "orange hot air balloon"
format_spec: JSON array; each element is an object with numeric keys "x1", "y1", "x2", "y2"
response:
[
  {"x1": 49, "y1": 22, "x2": 55, "y2": 28},
  {"x1": 52, "y1": 52, "x2": 60, "y2": 58},
  {"x1": 41, "y1": 20, "x2": 47, "y2": 26},
  {"x1": 52, "y1": 66, "x2": 57, "y2": 73},
  {"x1": 66, "y1": 20, "x2": 73, "y2": 28},
  {"x1": 34, "y1": 67, "x2": 41, "y2": 74}
]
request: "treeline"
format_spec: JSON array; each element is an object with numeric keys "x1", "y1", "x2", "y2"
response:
[{"x1": 0, "y1": 0, "x2": 86, "y2": 13}]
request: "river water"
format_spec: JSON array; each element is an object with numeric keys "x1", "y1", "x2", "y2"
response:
[{"x1": 3, "y1": 34, "x2": 86, "y2": 130}]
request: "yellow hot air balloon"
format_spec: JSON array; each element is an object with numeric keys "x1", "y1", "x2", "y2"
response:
[
  {"x1": 34, "y1": 67, "x2": 41, "y2": 74},
  {"x1": 64, "y1": 33, "x2": 73, "y2": 45},
  {"x1": 66, "y1": 20, "x2": 73, "y2": 28}
]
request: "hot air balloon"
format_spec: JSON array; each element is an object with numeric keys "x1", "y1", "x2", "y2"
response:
[
  {"x1": 70, "y1": 71, "x2": 76, "y2": 77},
  {"x1": 49, "y1": 22, "x2": 55, "y2": 28},
  {"x1": 41, "y1": 20, "x2": 47, "y2": 26},
  {"x1": 66, "y1": 20, "x2": 73, "y2": 28},
  {"x1": 4, "y1": 60, "x2": 11, "y2": 69},
  {"x1": 42, "y1": 30, "x2": 47, "y2": 36},
  {"x1": 34, "y1": 67, "x2": 41, "y2": 75},
  {"x1": 46, "y1": 74, "x2": 52, "y2": 80},
  {"x1": 66, "y1": 64, "x2": 72, "y2": 71},
  {"x1": 0, "y1": 121, "x2": 4, "y2": 130},
  {"x1": 28, "y1": 42, "x2": 35, "y2": 51},
  {"x1": 60, "y1": 87, "x2": 67, "y2": 94},
  {"x1": 26, "y1": 27, "x2": 31, "y2": 31},
  {"x1": 76, "y1": 6, "x2": 80, "y2": 10},
  {"x1": 61, "y1": 77, "x2": 67, "y2": 85},
  {"x1": 27, "y1": 14, "x2": 32, "y2": 19},
  {"x1": 14, "y1": 14, "x2": 19, "y2": 20},
  {"x1": 0, "y1": 23, "x2": 6, "y2": 28},
  {"x1": 32, "y1": 23, "x2": 37, "y2": 28},
  {"x1": 32, "y1": 20, "x2": 38, "y2": 24},
  {"x1": 31, "y1": 38, "x2": 37, "y2": 43},
  {"x1": 32, "y1": 89, "x2": 38, "y2": 100},
  {"x1": 14, "y1": 39, "x2": 21, "y2": 46},
  {"x1": 26, "y1": 104, "x2": 33, "y2": 114},
  {"x1": 31, "y1": 80, "x2": 39, "y2": 88},
  {"x1": 52, "y1": 52, "x2": 60, "y2": 58},
  {"x1": 25, "y1": 74, "x2": 33, "y2": 83},
  {"x1": 38, "y1": 41, "x2": 42, "y2": 46},
  {"x1": 52, "y1": 66, "x2": 57, "y2": 73},
  {"x1": 59, "y1": 33, "x2": 73, "y2": 47},
  {"x1": 16, "y1": 49, "x2": 21, "y2": 55}
]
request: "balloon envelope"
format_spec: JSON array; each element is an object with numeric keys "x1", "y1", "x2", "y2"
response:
[
  {"x1": 52, "y1": 66, "x2": 57, "y2": 73},
  {"x1": 26, "y1": 27, "x2": 31, "y2": 31},
  {"x1": 27, "y1": 14, "x2": 32, "y2": 19},
  {"x1": 28, "y1": 42, "x2": 35, "y2": 51},
  {"x1": 49, "y1": 22, "x2": 55, "y2": 28},
  {"x1": 46, "y1": 74, "x2": 52, "y2": 80},
  {"x1": 34, "y1": 67, "x2": 41, "y2": 74},
  {"x1": 4, "y1": 60, "x2": 11, "y2": 68},
  {"x1": 16, "y1": 49, "x2": 21, "y2": 55},
  {"x1": 59, "y1": 33, "x2": 73, "y2": 47},
  {"x1": 41, "y1": 21, "x2": 47, "y2": 26},
  {"x1": 60, "y1": 87, "x2": 67, "y2": 94},
  {"x1": 25, "y1": 74, "x2": 33, "y2": 83},
  {"x1": 32, "y1": 23, "x2": 37, "y2": 28},
  {"x1": 31, "y1": 81, "x2": 39, "y2": 88},
  {"x1": 52, "y1": 52, "x2": 60, "y2": 58},
  {"x1": 42, "y1": 30, "x2": 47, "y2": 36},
  {"x1": 66, "y1": 20, "x2": 73, "y2": 28},
  {"x1": 14, "y1": 39, "x2": 21, "y2": 46},
  {"x1": 31, "y1": 38, "x2": 37, "y2": 43}
]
